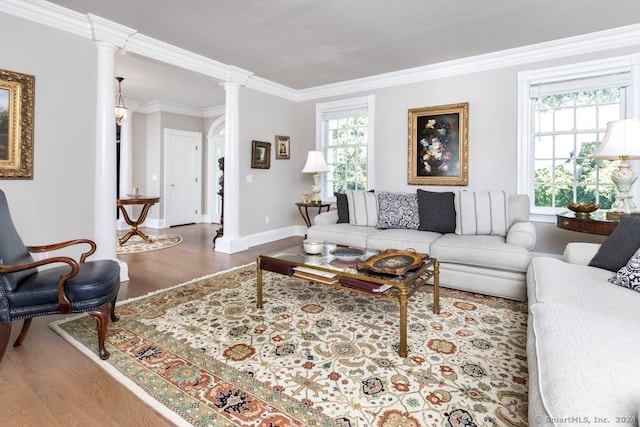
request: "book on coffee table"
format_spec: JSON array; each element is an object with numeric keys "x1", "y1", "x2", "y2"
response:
[{"x1": 292, "y1": 266, "x2": 338, "y2": 284}]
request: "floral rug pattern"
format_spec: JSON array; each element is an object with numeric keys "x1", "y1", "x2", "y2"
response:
[
  {"x1": 51, "y1": 265, "x2": 528, "y2": 426},
  {"x1": 116, "y1": 234, "x2": 182, "y2": 254}
]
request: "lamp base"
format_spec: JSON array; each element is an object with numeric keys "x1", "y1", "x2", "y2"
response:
[
  {"x1": 310, "y1": 173, "x2": 322, "y2": 203},
  {"x1": 611, "y1": 160, "x2": 638, "y2": 214}
]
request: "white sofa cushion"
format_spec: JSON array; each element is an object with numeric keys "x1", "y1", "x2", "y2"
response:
[
  {"x1": 530, "y1": 302, "x2": 640, "y2": 420},
  {"x1": 346, "y1": 190, "x2": 378, "y2": 227},
  {"x1": 430, "y1": 234, "x2": 530, "y2": 272},
  {"x1": 455, "y1": 191, "x2": 508, "y2": 236},
  {"x1": 365, "y1": 228, "x2": 440, "y2": 254},
  {"x1": 306, "y1": 223, "x2": 378, "y2": 248},
  {"x1": 527, "y1": 257, "x2": 640, "y2": 318}
]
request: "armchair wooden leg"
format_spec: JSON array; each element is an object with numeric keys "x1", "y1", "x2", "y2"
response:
[
  {"x1": 13, "y1": 318, "x2": 32, "y2": 347},
  {"x1": 0, "y1": 323, "x2": 11, "y2": 363},
  {"x1": 110, "y1": 298, "x2": 119, "y2": 323},
  {"x1": 89, "y1": 305, "x2": 111, "y2": 360}
]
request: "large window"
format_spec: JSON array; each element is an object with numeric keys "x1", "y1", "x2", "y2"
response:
[
  {"x1": 517, "y1": 56, "x2": 639, "y2": 219},
  {"x1": 316, "y1": 96, "x2": 375, "y2": 200}
]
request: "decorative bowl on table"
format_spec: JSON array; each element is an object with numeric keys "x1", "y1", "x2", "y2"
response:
[
  {"x1": 330, "y1": 247, "x2": 366, "y2": 262},
  {"x1": 303, "y1": 239, "x2": 324, "y2": 254},
  {"x1": 565, "y1": 203, "x2": 600, "y2": 218}
]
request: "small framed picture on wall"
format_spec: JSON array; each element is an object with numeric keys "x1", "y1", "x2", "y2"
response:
[
  {"x1": 275, "y1": 135, "x2": 290, "y2": 159},
  {"x1": 251, "y1": 140, "x2": 271, "y2": 169}
]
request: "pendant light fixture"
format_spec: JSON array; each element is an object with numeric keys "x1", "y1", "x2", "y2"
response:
[{"x1": 115, "y1": 76, "x2": 128, "y2": 126}]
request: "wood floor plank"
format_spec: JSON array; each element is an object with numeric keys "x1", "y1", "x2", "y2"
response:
[{"x1": 0, "y1": 223, "x2": 302, "y2": 426}]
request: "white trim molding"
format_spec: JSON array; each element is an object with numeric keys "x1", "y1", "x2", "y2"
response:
[{"x1": 3, "y1": 1, "x2": 640, "y2": 104}]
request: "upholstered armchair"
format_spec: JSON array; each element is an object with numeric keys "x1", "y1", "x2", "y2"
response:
[{"x1": 0, "y1": 189, "x2": 120, "y2": 361}]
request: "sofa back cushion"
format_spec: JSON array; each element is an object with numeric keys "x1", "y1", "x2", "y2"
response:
[
  {"x1": 346, "y1": 190, "x2": 378, "y2": 227},
  {"x1": 455, "y1": 191, "x2": 508, "y2": 236},
  {"x1": 416, "y1": 190, "x2": 456, "y2": 233},
  {"x1": 376, "y1": 191, "x2": 419, "y2": 229}
]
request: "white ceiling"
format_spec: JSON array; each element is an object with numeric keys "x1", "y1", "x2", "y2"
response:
[{"x1": 44, "y1": 0, "x2": 640, "y2": 109}]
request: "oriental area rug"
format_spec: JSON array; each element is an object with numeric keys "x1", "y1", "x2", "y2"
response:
[
  {"x1": 116, "y1": 234, "x2": 182, "y2": 254},
  {"x1": 50, "y1": 264, "x2": 528, "y2": 427}
]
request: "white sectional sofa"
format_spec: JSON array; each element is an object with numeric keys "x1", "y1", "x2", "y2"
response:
[
  {"x1": 527, "y1": 218, "x2": 640, "y2": 425},
  {"x1": 307, "y1": 190, "x2": 536, "y2": 301}
]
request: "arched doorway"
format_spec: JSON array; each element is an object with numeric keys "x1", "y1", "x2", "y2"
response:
[{"x1": 207, "y1": 116, "x2": 225, "y2": 223}]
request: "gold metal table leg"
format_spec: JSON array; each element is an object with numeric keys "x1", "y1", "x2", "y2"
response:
[
  {"x1": 399, "y1": 287, "x2": 408, "y2": 357},
  {"x1": 256, "y1": 258, "x2": 263, "y2": 309},
  {"x1": 433, "y1": 260, "x2": 440, "y2": 314}
]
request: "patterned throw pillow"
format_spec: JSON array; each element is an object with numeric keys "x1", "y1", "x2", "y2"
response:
[
  {"x1": 376, "y1": 191, "x2": 420, "y2": 229},
  {"x1": 609, "y1": 247, "x2": 640, "y2": 293}
]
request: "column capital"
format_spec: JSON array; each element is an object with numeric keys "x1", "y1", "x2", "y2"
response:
[{"x1": 88, "y1": 13, "x2": 137, "y2": 47}]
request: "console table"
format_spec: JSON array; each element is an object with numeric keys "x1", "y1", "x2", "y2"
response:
[
  {"x1": 296, "y1": 202, "x2": 330, "y2": 227},
  {"x1": 556, "y1": 211, "x2": 617, "y2": 236},
  {"x1": 117, "y1": 196, "x2": 160, "y2": 245}
]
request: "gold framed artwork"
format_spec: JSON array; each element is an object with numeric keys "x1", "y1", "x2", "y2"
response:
[
  {"x1": 0, "y1": 68, "x2": 35, "y2": 179},
  {"x1": 408, "y1": 102, "x2": 468, "y2": 186},
  {"x1": 251, "y1": 140, "x2": 271, "y2": 169},
  {"x1": 275, "y1": 135, "x2": 290, "y2": 159}
]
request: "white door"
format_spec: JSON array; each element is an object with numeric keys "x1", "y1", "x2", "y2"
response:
[{"x1": 165, "y1": 129, "x2": 202, "y2": 226}]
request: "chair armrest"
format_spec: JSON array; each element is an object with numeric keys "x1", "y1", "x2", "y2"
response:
[
  {"x1": 563, "y1": 242, "x2": 601, "y2": 265},
  {"x1": 313, "y1": 211, "x2": 339, "y2": 225},
  {"x1": 506, "y1": 221, "x2": 536, "y2": 250},
  {"x1": 27, "y1": 238, "x2": 96, "y2": 262},
  {"x1": 0, "y1": 257, "x2": 79, "y2": 313}
]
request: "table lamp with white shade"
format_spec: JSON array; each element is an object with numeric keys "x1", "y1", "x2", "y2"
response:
[
  {"x1": 301, "y1": 151, "x2": 330, "y2": 203},
  {"x1": 592, "y1": 118, "x2": 640, "y2": 216}
]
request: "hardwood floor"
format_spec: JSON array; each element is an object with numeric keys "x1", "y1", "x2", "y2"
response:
[{"x1": 1, "y1": 224, "x2": 302, "y2": 426}]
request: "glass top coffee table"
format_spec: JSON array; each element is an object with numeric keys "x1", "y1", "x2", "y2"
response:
[{"x1": 256, "y1": 242, "x2": 440, "y2": 357}]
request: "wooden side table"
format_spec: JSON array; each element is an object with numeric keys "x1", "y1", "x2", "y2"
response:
[
  {"x1": 117, "y1": 196, "x2": 161, "y2": 245},
  {"x1": 296, "y1": 202, "x2": 330, "y2": 227},
  {"x1": 556, "y1": 211, "x2": 617, "y2": 235}
]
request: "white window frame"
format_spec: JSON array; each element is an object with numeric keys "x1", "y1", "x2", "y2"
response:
[
  {"x1": 315, "y1": 95, "x2": 375, "y2": 201},
  {"x1": 517, "y1": 54, "x2": 640, "y2": 223}
]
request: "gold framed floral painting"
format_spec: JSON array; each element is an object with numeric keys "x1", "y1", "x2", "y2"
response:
[
  {"x1": 408, "y1": 103, "x2": 468, "y2": 186},
  {"x1": 0, "y1": 68, "x2": 34, "y2": 179}
]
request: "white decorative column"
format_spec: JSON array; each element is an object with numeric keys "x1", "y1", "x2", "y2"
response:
[
  {"x1": 93, "y1": 42, "x2": 120, "y2": 266},
  {"x1": 88, "y1": 14, "x2": 136, "y2": 282},
  {"x1": 117, "y1": 114, "x2": 133, "y2": 230},
  {"x1": 215, "y1": 82, "x2": 248, "y2": 253}
]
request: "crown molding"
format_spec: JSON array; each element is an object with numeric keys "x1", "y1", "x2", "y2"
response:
[
  {"x1": 4, "y1": 1, "x2": 640, "y2": 105},
  {"x1": 295, "y1": 23, "x2": 640, "y2": 102},
  {"x1": 87, "y1": 13, "x2": 136, "y2": 47},
  {"x1": 136, "y1": 100, "x2": 206, "y2": 117},
  {"x1": 203, "y1": 105, "x2": 225, "y2": 118},
  {"x1": 0, "y1": 0, "x2": 90, "y2": 37}
]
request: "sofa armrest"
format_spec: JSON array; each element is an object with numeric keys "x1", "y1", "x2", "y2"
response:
[
  {"x1": 313, "y1": 210, "x2": 339, "y2": 225},
  {"x1": 563, "y1": 242, "x2": 601, "y2": 265},
  {"x1": 506, "y1": 221, "x2": 536, "y2": 250}
]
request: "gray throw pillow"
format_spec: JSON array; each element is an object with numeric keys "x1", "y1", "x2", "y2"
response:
[
  {"x1": 417, "y1": 190, "x2": 456, "y2": 233},
  {"x1": 589, "y1": 215, "x2": 640, "y2": 272}
]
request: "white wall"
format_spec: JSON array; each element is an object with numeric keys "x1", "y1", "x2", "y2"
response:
[
  {"x1": 238, "y1": 88, "x2": 306, "y2": 236},
  {"x1": 3, "y1": 8, "x2": 637, "y2": 256},
  {"x1": 0, "y1": 12, "x2": 97, "y2": 251},
  {"x1": 297, "y1": 48, "x2": 640, "y2": 255}
]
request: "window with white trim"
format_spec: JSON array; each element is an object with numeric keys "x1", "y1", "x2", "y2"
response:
[
  {"x1": 517, "y1": 56, "x2": 639, "y2": 219},
  {"x1": 316, "y1": 96, "x2": 375, "y2": 200}
]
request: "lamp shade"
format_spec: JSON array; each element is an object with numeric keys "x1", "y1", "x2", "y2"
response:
[
  {"x1": 592, "y1": 118, "x2": 640, "y2": 159},
  {"x1": 301, "y1": 150, "x2": 330, "y2": 173}
]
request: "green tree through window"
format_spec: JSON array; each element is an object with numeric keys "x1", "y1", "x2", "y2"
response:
[{"x1": 533, "y1": 88, "x2": 620, "y2": 209}]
